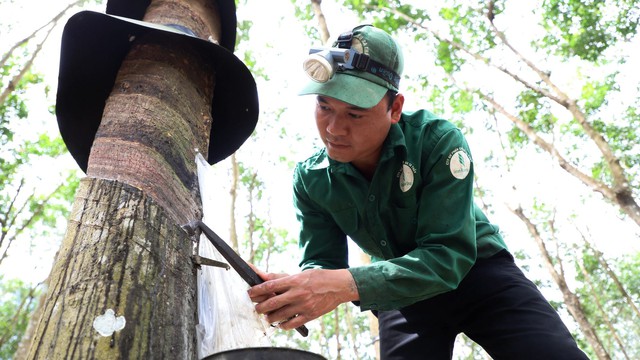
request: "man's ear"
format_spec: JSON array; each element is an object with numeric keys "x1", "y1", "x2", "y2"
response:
[{"x1": 390, "y1": 93, "x2": 405, "y2": 124}]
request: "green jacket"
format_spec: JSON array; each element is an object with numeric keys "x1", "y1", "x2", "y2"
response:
[{"x1": 293, "y1": 110, "x2": 508, "y2": 311}]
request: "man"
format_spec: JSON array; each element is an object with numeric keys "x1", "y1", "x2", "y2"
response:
[{"x1": 248, "y1": 24, "x2": 588, "y2": 359}]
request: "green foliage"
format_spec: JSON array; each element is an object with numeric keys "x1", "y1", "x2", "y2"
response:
[
  {"x1": 592, "y1": 106, "x2": 640, "y2": 156},
  {"x1": 580, "y1": 74, "x2": 618, "y2": 116},
  {"x1": 506, "y1": 89, "x2": 556, "y2": 148},
  {"x1": 0, "y1": 277, "x2": 41, "y2": 359},
  {"x1": 518, "y1": 90, "x2": 556, "y2": 133},
  {"x1": 236, "y1": 16, "x2": 269, "y2": 80},
  {"x1": 440, "y1": 2, "x2": 497, "y2": 52},
  {"x1": 251, "y1": 1, "x2": 640, "y2": 358},
  {"x1": 342, "y1": 0, "x2": 412, "y2": 32},
  {"x1": 574, "y1": 251, "x2": 640, "y2": 358},
  {"x1": 0, "y1": 134, "x2": 79, "y2": 236},
  {"x1": 435, "y1": 40, "x2": 460, "y2": 74},
  {"x1": 317, "y1": 304, "x2": 374, "y2": 360},
  {"x1": 619, "y1": 104, "x2": 640, "y2": 177},
  {"x1": 586, "y1": 92, "x2": 640, "y2": 186},
  {"x1": 248, "y1": 217, "x2": 296, "y2": 268},
  {"x1": 540, "y1": 0, "x2": 640, "y2": 61},
  {"x1": 1, "y1": 65, "x2": 41, "y2": 147},
  {"x1": 0, "y1": 39, "x2": 80, "y2": 360},
  {"x1": 238, "y1": 163, "x2": 264, "y2": 201},
  {"x1": 269, "y1": 303, "x2": 375, "y2": 359},
  {"x1": 589, "y1": 159, "x2": 612, "y2": 185},
  {"x1": 449, "y1": 89, "x2": 474, "y2": 113},
  {"x1": 290, "y1": 0, "x2": 323, "y2": 43}
]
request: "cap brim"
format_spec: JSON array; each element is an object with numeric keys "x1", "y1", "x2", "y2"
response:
[
  {"x1": 298, "y1": 73, "x2": 388, "y2": 109},
  {"x1": 56, "y1": 11, "x2": 258, "y2": 172}
]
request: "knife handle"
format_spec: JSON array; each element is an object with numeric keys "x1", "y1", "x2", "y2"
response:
[{"x1": 295, "y1": 325, "x2": 309, "y2": 337}]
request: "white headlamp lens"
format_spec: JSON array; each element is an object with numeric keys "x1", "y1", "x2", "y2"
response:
[{"x1": 303, "y1": 51, "x2": 335, "y2": 83}]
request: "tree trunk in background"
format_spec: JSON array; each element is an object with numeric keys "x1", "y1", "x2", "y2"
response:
[
  {"x1": 342, "y1": 303, "x2": 362, "y2": 360},
  {"x1": 229, "y1": 153, "x2": 240, "y2": 252},
  {"x1": 511, "y1": 206, "x2": 611, "y2": 360},
  {"x1": 578, "y1": 261, "x2": 631, "y2": 360},
  {"x1": 360, "y1": 252, "x2": 380, "y2": 360},
  {"x1": 25, "y1": 0, "x2": 224, "y2": 357},
  {"x1": 583, "y1": 239, "x2": 640, "y2": 320}
]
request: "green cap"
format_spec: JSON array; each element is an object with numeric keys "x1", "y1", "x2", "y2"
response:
[{"x1": 299, "y1": 25, "x2": 404, "y2": 108}]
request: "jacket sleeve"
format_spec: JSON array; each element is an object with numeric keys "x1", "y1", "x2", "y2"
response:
[
  {"x1": 293, "y1": 163, "x2": 350, "y2": 271},
  {"x1": 349, "y1": 128, "x2": 478, "y2": 311}
]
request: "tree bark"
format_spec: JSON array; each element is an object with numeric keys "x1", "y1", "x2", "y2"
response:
[
  {"x1": 86, "y1": 21, "x2": 215, "y2": 224},
  {"x1": 26, "y1": 178, "x2": 197, "y2": 359},
  {"x1": 25, "y1": 0, "x2": 225, "y2": 357}
]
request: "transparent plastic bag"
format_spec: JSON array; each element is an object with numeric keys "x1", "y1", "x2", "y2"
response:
[{"x1": 195, "y1": 153, "x2": 272, "y2": 359}]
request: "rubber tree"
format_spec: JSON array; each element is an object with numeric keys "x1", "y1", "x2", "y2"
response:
[{"x1": 23, "y1": 0, "x2": 242, "y2": 358}]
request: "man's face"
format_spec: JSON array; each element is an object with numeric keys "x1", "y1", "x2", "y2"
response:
[{"x1": 314, "y1": 94, "x2": 403, "y2": 173}]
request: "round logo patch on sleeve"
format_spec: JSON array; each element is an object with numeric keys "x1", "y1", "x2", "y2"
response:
[{"x1": 447, "y1": 148, "x2": 471, "y2": 179}]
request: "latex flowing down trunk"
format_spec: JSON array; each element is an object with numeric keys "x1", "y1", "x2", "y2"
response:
[{"x1": 195, "y1": 153, "x2": 271, "y2": 358}]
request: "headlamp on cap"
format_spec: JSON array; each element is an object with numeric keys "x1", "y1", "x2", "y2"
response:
[
  {"x1": 303, "y1": 47, "x2": 359, "y2": 83},
  {"x1": 302, "y1": 44, "x2": 400, "y2": 88}
]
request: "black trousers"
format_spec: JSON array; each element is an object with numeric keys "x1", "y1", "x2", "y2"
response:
[{"x1": 378, "y1": 250, "x2": 590, "y2": 359}]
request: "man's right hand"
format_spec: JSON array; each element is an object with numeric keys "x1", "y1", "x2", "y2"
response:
[
  {"x1": 247, "y1": 268, "x2": 359, "y2": 331},
  {"x1": 246, "y1": 264, "x2": 289, "y2": 303}
]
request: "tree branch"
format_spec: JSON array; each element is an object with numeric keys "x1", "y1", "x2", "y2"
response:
[
  {"x1": 508, "y1": 205, "x2": 611, "y2": 360},
  {"x1": 378, "y1": 3, "x2": 640, "y2": 226},
  {"x1": 578, "y1": 260, "x2": 631, "y2": 360},
  {"x1": 310, "y1": 0, "x2": 331, "y2": 45},
  {"x1": 0, "y1": 1, "x2": 82, "y2": 104},
  {"x1": 484, "y1": 12, "x2": 635, "y2": 219},
  {"x1": 576, "y1": 226, "x2": 640, "y2": 321}
]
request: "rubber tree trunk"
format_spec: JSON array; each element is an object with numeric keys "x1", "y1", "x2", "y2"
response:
[
  {"x1": 25, "y1": 0, "x2": 223, "y2": 358},
  {"x1": 26, "y1": 179, "x2": 197, "y2": 358}
]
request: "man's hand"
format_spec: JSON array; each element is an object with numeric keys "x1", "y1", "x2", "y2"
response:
[{"x1": 247, "y1": 268, "x2": 359, "y2": 331}]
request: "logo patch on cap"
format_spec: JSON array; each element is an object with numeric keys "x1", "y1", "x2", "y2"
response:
[{"x1": 446, "y1": 148, "x2": 471, "y2": 180}]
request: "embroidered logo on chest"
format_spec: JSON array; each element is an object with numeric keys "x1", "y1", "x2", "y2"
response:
[
  {"x1": 446, "y1": 148, "x2": 471, "y2": 179},
  {"x1": 397, "y1": 161, "x2": 416, "y2": 192}
]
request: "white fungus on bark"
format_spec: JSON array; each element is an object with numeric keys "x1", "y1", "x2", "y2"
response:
[{"x1": 93, "y1": 309, "x2": 126, "y2": 336}]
